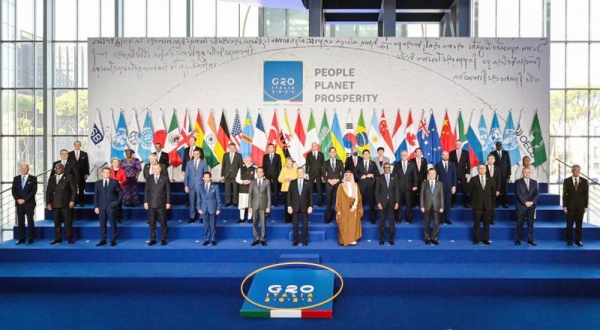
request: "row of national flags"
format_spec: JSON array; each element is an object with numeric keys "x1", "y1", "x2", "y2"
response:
[{"x1": 91, "y1": 108, "x2": 547, "y2": 170}]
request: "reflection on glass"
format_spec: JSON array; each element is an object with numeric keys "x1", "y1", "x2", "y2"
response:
[
  {"x1": 54, "y1": 0, "x2": 77, "y2": 40},
  {"x1": 566, "y1": 43, "x2": 588, "y2": 88}
]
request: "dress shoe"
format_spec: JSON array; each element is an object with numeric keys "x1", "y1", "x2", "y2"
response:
[
  {"x1": 472, "y1": 240, "x2": 480, "y2": 245},
  {"x1": 567, "y1": 241, "x2": 573, "y2": 246},
  {"x1": 160, "y1": 240, "x2": 167, "y2": 246},
  {"x1": 325, "y1": 220, "x2": 332, "y2": 224},
  {"x1": 451, "y1": 203, "x2": 455, "y2": 208},
  {"x1": 15, "y1": 240, "x2": 25, "y2": 245},
  {"x1": 481, "y1": 240, "x2": 491, "y2": 245},
  {"x1": 502, "y1": 204, "x2": 509, "y2": 208},
  {"x1": 515, "y1": 241, "x2": 521, "y2": 246},
  {"x1": 292, "y1": 242, "x2": 298, "y2": 246},
  {"x1": 147, "y1": 240, "x2": 156, "y2": 246},
  {"x1": 50, "y1": 239, "x2": 62, "y2": 245},
  {"x1": 78, "y1": 203, "x2": 84, "y2": 207},
  {"x1": 248, "y1": 219, "x2": 253, "y2": 224},
  {"x1": 118, "y1": 219, "x2": 122, "y2": 223},
  {"x1": 302, "y1": 243, "x2": 308, "y2": 246},
  {"x1": 338, "y1": 243, "x2": 344, "y2": 246},
  {"x1": 199, "y1": 219, "x2": 204, "y2": 224},
  {"x1": 379, "y1": 241, "x2": 384, "y2": 245},
  {"x1": 425, "y1": 240, "x2": 431, "y2": 245},
  {"x1": 202, "y1": 240, "x2": 210, "y2": 246},
  {"x1": 236, "y1": 219, "x2": 244, "y2": 224},
  {"x1": 490, "y1": 221, "x2": 495, "y2": 225},
  {"x1": 96, "y1": 241, "x2": 107, "y2": 247},
  {"x1": 188, "y1": 218, "x2": 196, "y2": 223},
  {"x1": 27, "y1": 239, "x2": 34, "y2": 244},
  {"x1": 211, "y1": 241, "x2": 217, "y2": 246},
  {"x1": 251, "y1": 240, "x2": 259, "y2": 246},
  {"x1": 444, "y1": 220, "x2": 452, "y2": 225},
  {"x1": 389, "y1": 241, "x2": 395, "y2": 246},
  {"x1": 431, "y1": 240, "x2": 439, "y2": 245},
  {"x1": 110, "y1": 241, "x2": 117, "y2": 247},
  {"x1": 260, "y1": 241, "x2": 267, "y2": 246},
  {"x1": 395, "y1": 220, "x2": 401, "y2": 224},
  {"x1": 406, "y1": 220, "x2": 413, "y2": 224},
  {"x1": 67, "y1": 240, "x2": 74, "y2": 245},
  {"x1": 576, "y1": 241, "x2": 584, "y2": 246},
  {"x1": 370, "y1": 220, "x2": 376, "y2": 224},
  {"x1": 225, "y1": 203, "x2": 231, "y2": 207},
  {"x1": 465, "y1": 203, "x2": 472, "y2": 208},
  {"x1": 528, "y1": 240, "x2": 537, "y2": 246}
]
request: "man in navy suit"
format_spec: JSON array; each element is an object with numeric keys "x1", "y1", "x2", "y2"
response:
[
  {"x1": 12, "y1": 164, "x2": 37, "y2": 245},
  {"x1": 514, "y1": 167, "x2": 539, "y2": 246},
  {"x1": 392, "y1": 150, "x2": 418, "y2": 224},
  {"x1": 94, "y1": 167, "x2": 123, "y2": 247},
  {"x1": 434, "y1": 151, "x2": 456, "y2": 225},
  {"x1": 490, "y1": 141, "x2": 511, "y2": 208},
  {"x1": 184, "y1": 149, "x2": 209, "y2": 223},
  {"x1": 375, "y1": 162, "x2": 398, "y2": 245},
  {"x1": 69, "y1": 140, "x2": 90, "y2": 206},
  {"x1": 181, "y1": 136, "x2": 203, "y2": 206},
  {"x1": 354, "y1": 149, "x2": 378, "y2": 223},
  {"x1": 144, "y1": 164, "x2": 171, "y2": 246},
  {"x1": 262, "y1": 143, "x2": 282, "y2": 207},
  {"x1": 468, "y1": 164, "x2": 495, "y2": 245},
  {"x1": 46, "y1": 163, "x2": 76, "y2": 244},
  {"x1": 197, "y1": 171, "x2": 223, "y2": 246},
  {"x1": 322, "y1": 147, "x2": 344, "y2": 223},
  {"x1": 287, "y1": 167, "x2": 313, "y2": 246},
  {"x1": 449, "y1": 140, "x2": 471, "y2": 207}
]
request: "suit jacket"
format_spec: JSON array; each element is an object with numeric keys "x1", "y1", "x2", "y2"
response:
[
  {"x1": 197, "y1": 182, "x2": 222, "y2": 214},
  {"x1": 375, "y1": 173, "x2": 398, "y2": 207},
  {"x1": 287, "y1": 179, "x2": 313, "y2": 212},
  {"x1": 184, "y1": 159, "x2": 209, "y2": 191},
  {"x1": 449, "y1": 149, "x2": 470, "y2": 177},
  {"x1": 411, "y1": 157, "x2": 428, "y2": 183},
  {"x1": 514, "y1": 178, "x2": 539, "y2": 210},
  {"x1": 182, "y1": 146, "x2": 203, "y2": 171},
  {"x1": 469, "y1": 175, "x2": 495, "y2": 210},
  {"x1": 153, "y1": 151, "x2": 170, "y2": 168},
  {"x1": 322, "y1": 158, "x2": 344, "y2": 182},
  {"x1": 143, "y1": 163, "x2": 168, "y2": 181},
  {"x1": 144, "y1": 173, "x2": 171, "y2": 208},
  {"x1": 94, "y1": 178, "x2": 123, "y2": 210},
  {"x1": 344, "y1": 155, "x2": 363, "y2": 176},
  {"x1": 434, "y1": 161, "x2": 457, "y2": 193},
  {"x1": 562, "y1": 176, "x2": 589, "y2": 211},
  {"x1": 248, "y1": 178, "x2": 271, "y2": 210},
  {"x1": 221, "y1": 152, "x2": 243, "y2": 180},
  {"x1": 354, "y1": 159, "x2": 378, "y2": 187},
  {"x1": 262, "y1": 153, "x2": 282, "y2": 181},
  {"x1": 46, "y1": 174, "x2": 76, "y2": 208},
  {"x1": 490, "y1": 149, "x2": 511, "y2": 178},
  {"x1": 68, "y1": 150, "x2": 90, "y2": 176},
  {"x1": 420, "y1": 180, "x2": 444, "y2": 211},
  {"x1": 12, "y1": 174, "x2": 38, "y2": 206},
  {"x1": 486, "y1": 164, "x2": 502, "y2": 194},
  {"x1": 51, "y1": 160, "x2": 80, "y2": 184},
  {"x1": 305, "y1": 151, "x2": 325, "y2": 179},
  {"x1": 392, "y1": 161, "x2": 418, "y2": 192}
]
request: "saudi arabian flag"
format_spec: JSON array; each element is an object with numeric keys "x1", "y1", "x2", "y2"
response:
[
  {"x1": 319, "y1": 111, "x2": 333, "y2": 161},
  {"x1": 530, "y1": 112, "x2": 547, "y2": 167}
]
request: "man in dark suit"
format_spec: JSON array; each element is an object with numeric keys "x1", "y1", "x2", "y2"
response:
[
  {"x1": 420, "y1": 168, "x2": 444, "y2": 245},
  {"x1": 52, "y1": 149, "x2": 80, "y2": 185},
  {"x1": 12, "y1": 164, "x2": 37, "y2": 244},
  {"x1": 514, "y1": 167, "x2": 539, "y2": 246},
  {"x1": 181, "y1": 136, "x2": 203, "y2": 180},
  {"x1": 345, "y1": 146, "x2": 362, "y2": 180},
  {"x1": 449, "y1": 140, "x2": 471, "y2": 207},
  {"x1": 184, "y1": 149, "x2": 209, "y2": 223},
  {"x1": 468, "y1": 164, "x2": 495, "y2": 245},
  {"x1": 46, "y1": 163, "x2": 76, "y2": 244},
  {"x1": 354, "y1": 149, "x2": 378, "y2": 223},
  {"x1": 262, "y1": 144, "x2": 282, "y2": 207},
  {"x1": 434, "y1": 151, "x2": 456, "y2": 225},
  {"x1": 143, "y1": 154, "x2": 168, "y2": 181},
  {"x1": 486, "y1": 154, "x2": 502, "y2": 224},
  {"x1": 69, "y1": 141, "x2": 90, "y2": 206},
  {"x1": 375, "y1": 162, "x2": 398, "y2": 245},
  {"x1": 153, "y1": 143, "x2": 170, "y2": 169},
  {"x1": 391, "y1": 150, "x2": 418, "y2": 224},
  {"x1": 220, "y1": 143, "x2": 243, "y2": 206},
  {"x1": 248, "y1": 167, "x2": 271, "y2": 246},
  {"x1": 411, "y1": 147, "x2": 428, "y2": 207},
  {"x1": 562, "y1": 165, "x2": 588, "y2": 246},
  {"x1": 144, "y1": 164, "x2": 171, "y2": 246},
  {"x1": 94, "y1": 167, "x2": 123, "y2": 247},
  {"x1": 322, "y1": 147, "x2": 344, "y2": 223},
  {"x1": 287, "y1": 167, "x2": 313, "y2": 246},
  {"x1": 197, "y1": 172, "x2": 222, "y2": 246},
  {"x1": 489, "y1": 141, "x2": 511, "y2": 208},
  {"x1": 305, "y1": 142, "x2": 324, "y2": 206}
]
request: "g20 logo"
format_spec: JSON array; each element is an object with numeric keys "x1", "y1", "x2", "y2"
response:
[
  {"x1": 263, "y1": 60, "x2": 303, "y2": 102},
  {"x1": 271, "y1": 77, "x2": 296, "y2": 86},
  {"x1": 267, "y1": 285, "x2": 314, "y2": 294}
]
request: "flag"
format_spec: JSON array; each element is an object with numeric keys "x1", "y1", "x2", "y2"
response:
[
  {"x1": 111, "y1": 111, "x2": 128, "y2": 160},
  {"x1": 478, "y1": 113, "x2": 491, "y2": 159},
  {"x1": 416, "y1": 111, "x2": 430, "y2": 161},
  {"x1": 503, "y1": 111, "x2": 521, "y2": 165},
  {"x1": 319, "y1": 111, "x2": 333, "y2": 161},
  {"x1": 305, "y1": 111, "x2": 320, "y2": 154},
  {"x1": 195, "y1": 110, "x2": 218, "y2": 167},
  {"x1": 194, "y1": 110, "x2": 204, "y2": 148},
  {"x1": 368, "y1": 109, "x2": 384, "y2": 155},
  {"x1": 356, "y1": 109, "x2": 369, "y2": 153},
  {"x1": 428, "y1": 112, "x2": 442, "y2": 165},
  {"x1": 400, "y1": 110, "x2": 418, "y2": 158},
  {"x1": 240, "y1": 110, "x2": 253, "y2": 159},
  {"x1": 530, "y1": 112, "x2": 547, "y2": 167},
  {"x1": 165, "y1": 110, "x2": 182, "y2": 167},
  {"x1": 231, "y1": 111, "x2": 243, "y2": 150},
  {"x1": 489, "y1": 112, "x2": 502, "y2": 144},
  {"x1": 279, "y1": 111, "x2": 292, "y2": 160},
  {"x1": 252, "y1": 112, "x2": 267, "y2": 166},
  {"x1": 289, "y1": 112, "x2": 307, "y2": 167},
  {"x1": 206, "y1": 110, "x2": 223, "y2": 167},
  {"x1": 152, "y1": 110, "x2": 167, "y2": 148},
  {"x1": 455, "y1": 110, "x2": 467, "y2": 146},
  {"x1": 138, "y1": 111, "x2": 153, "y2": 163},
  {"x1": 89, "y1": 109, "x2": 110, "y2": 167},
  {"x1": 176, "y1": 109, "x2": 192, "y2": 166},
  {"x1": 440, "y1": 111, "x2": 455, "y2": 152},
  {"x1": 268, "y1": 111, "x2": 285, "y2": 162},
  {"x1": 127, "y1": 111, "x2": 141, "y2": 156},
  {"x1": 466, "y1": 112, "x2": 483, "y2": 168},
  {"x1": 343, "y1": 112, "x2": 356, "y2": 156},
  {"x1": 392, "y1": 109, "x2": 404, "y2": 161},
  {"x1": 218, "y1": 111, "x2": 231, "y2": 152},
  {"x1": 379, "y1": 110, "x2": 395, "y2": 160},
  {"x1": 330, "y1": 110, "x2": 346, "y2": 163}
]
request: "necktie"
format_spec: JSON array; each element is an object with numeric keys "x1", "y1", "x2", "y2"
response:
[
  {"x1": 430, "y1": 181, "x2": 434, "y2": 194},
  {"x1": 56, "y1": 175, "x2": 60, "y2": 184},
  {"x1": 313, "y1": 152, "x2": 316, "y2": 159},
  {"x1": 270, "y1": 154, "x2": 273, "y2": 163},
  {"x1": 444, "y1": 162, "x2": 447, "y2": 172},
  {"x1": 194, "y1": 160, "x2": 198, "y2": 170},
  {"x1": 189, "y1": 148, "x2": 193, "y2": 159},
  {"x1": 417, "y1": 159, "x2": 421, "y2": 169},
  {"x1": 364, "y1": 161, "x2": 368, "y2": 171},
  {"x1": 104, "y1": 180, "x2": 108, "y2": 188},
  {"x1": 403, "y1": 162, "x2": 406, "y2": 174},
  {"x1": 457, "y1": 151, "x2": 461, "y2": 162},
  {"x1": 575, "y1": 178, "x2": 579, "y2": 191},
  {"x1": 21, "y1": 176, "x2": 25, "y2": 189},
  {"x1": 258, "y1": 179, "x2": 262, "y2": 187},
  {"x1": 299, "y1": 180, "x2": 303, "y2": 194},
  {"x1": 230, "y1": 153, "x2": 234, "y2": 163},
  {"x1": 490, "y1": 166, "x2": 494, "y2": 177},
  {"x1": 76, "y1": 150, "x2": 79, "y2": 160},
  {"x1": 498, "y1": 152, "x2": 502, "y2": 161},
  {"x1": 480, "y1": 176, "x2": 485, "y2": 188},
  {"x1": 331, "y1": 159, "x2": 335, "y2": 170},
  {"x1": 385, "y1": 174, "x2": 390, "y2": 188},
  {"x1": 206, "y1": 183, "x2": 209, "y2": 191},
  {"x1": 526, "y1": 179, "x2": 529, "y2": 191},
  {"x1": 154, "y1": 176, "x2": 158, "y2": 184}
]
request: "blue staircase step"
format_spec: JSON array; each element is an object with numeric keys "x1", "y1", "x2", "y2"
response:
[
  {"x1": 279, "y1": 254, "x2": 320, "y2": 263},
  {"x1": 287, "y1": 230, "x2": 326, "y2": 242}
]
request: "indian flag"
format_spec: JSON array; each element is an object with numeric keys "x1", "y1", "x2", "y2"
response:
[{"x1": 206, "y1": 110, "x2": 224, "y2": 166}]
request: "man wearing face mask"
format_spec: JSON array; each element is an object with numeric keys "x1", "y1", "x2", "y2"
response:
[{"x1": 344, "y1": 146, "x2": 363, "y2": 179}]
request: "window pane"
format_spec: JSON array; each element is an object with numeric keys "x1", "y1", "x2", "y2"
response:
[
  {"x1": 16, "y1": 0, "x2": 34, "y2": 40},
  {"x1": 171, "y1": 0, "x2": 187, "y2": 37},
  {"x1": 16, "y1": 90, "x2": 35, "y2": 135},
  {"x1": 567, "y1": 0, "x2": 589, "y2": 41},
  {"x1": 216, "y1": 0, "x2": 239, "y2": 37},
  {"x1": 520, "y1": 0, "x2": 543, "y2": 37},
  {"x1": 357, "y1": 24, "x2": 377, "y2": 37},
  {"x1": 54, "y1": 43, "x2": 77, "y2": 87},
  {"x1": 2, "y1": 0, "x2": 16, "y2": 40},
  {"x1": 477, "y1": 0, "x2": 496, "y2": 37},
  {"x1": 589, "y1": 90, "x2": 600, "y2": 135},
  {"x1": 2, "y1": 43, "x2": 16, "y2": 87},
  {"x1": 78, "y1": 90, "x2": 88, "y2": 135},
  {"x1": 333, "y1": 25, "x2": 357, "y2": 37},
  {"x1": 550, "y1": 90, "x2": 565, "y2": 136},
  {"x1": 591, "y1": 43, "x2": 600, "y2": 86},
  {"x1": 35, "y1": 0, "x2": 43, "y2": 39},
  {"x1": 124, "y1": 0, "x2": 146, "y2": 37},
  {"x1": 550, "y1": 42, "x2": 565, "y2": 89},
  {"x1": 550, "y1": 0, "x2": 565, "y2": 41},
  {"x1": 496, "y1": 0, "x2": 519, "y2": 37},
  {"x1": 239, "y1": 4, "x2": 259, "y2": 37},
  {"x1": 77, "y1": 43, "x2": 87, "y2": 88},
  {"x1": 35, "y1": 42, "x2": 43, "y2": 88},
  {"x1": 263, "y1": 8, "x2": 285, "y2": 37},
  {"x1": 565, "y1": 137, "x2": 588, "y2": 173},
  {"x1": 589, "y1": 138, "x2": 600, "y2": 180},
  {"x1": 426, "y1": 23, "x2": 440, "y2": 38},
  {"x1": 287, "y1": 9, "x2": 308, "y2": 37},
  {"x1": 566, "y1": 43, "x2": 588, "y2": 88},
  {"x1": 2, "y1": 90, "x2": 16, "y2": 135},
  {"x1": 79, "y1": 0, "x2": 100, "y2": 40},
  {"x1": 54, "y1": 90, "x2": 79, "y2": 135},
  {"x1": 53, "y1": 137, "x2": 78, "y2": 160},
  {"x1": 148, "y1": 0, "x2": 169, "y2": 37},
  {"x1": 592, "y1": 0, "x2": 600, "y2": 40},
  {"x1": 565, "y1": 90, "x2": 589, "y2": 136},
  {"x1": 55, "y1": 0, "x2": 77, "y2": 40},
  {"x1": 549, "y1": 137, "x2": 564, "y2": 183},
  {"x1": 35, "y1": 89, "x2": 43, "y2": 132},
  {"x1": 16, "y1": 43, "x2": 34, "y2": 87},
  {"x1": 101, "y1": 0, "x2": 116, "y2": 37},
  {"x1": 193, "y1": 0, "x2": 216, "y2": 37},
  {"x1": 2, "y1": 137, "x2": 17, "y2": 181},
  {"x1": 16, "y1": 136, "x2": 36, "y2": 170}
]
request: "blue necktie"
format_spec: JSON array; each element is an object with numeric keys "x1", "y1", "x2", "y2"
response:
[
  {"x1": 385, "y1": 174, "x2": 389, "y2": 188},
  {"x1": 298, "y1": 180, "x2": 303, "y2": 194},
  {"x1": 430, "y1": 181, "x2": 434, "y2": 194},
  {"x1": 21, "y1": 176, "x2": 25, "y2": 189}
]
